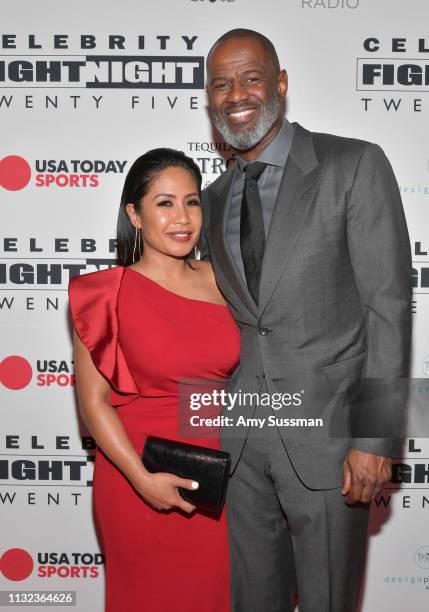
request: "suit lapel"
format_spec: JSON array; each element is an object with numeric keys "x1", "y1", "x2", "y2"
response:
[
  {"x1": 208, "y1": 163, "x2": 258, "y2": 317},
  {"x1": 258, "y1": 124, "x2": 322, "y2": 315}
]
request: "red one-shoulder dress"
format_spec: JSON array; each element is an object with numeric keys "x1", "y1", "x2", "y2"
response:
[{"x1": 68, "y1": 265, "x2": 241, "y2": 612}]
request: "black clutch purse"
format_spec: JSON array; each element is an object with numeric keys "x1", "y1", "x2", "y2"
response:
[{"x1": 142, "y1": 436, "x2": 231, "y2": 514}]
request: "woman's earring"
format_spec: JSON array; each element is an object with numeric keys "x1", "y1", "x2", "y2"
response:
[
  {"x1": 138, "y1": 226, "x2": 142, "y2": 257},
  {"x1": 132, "y1": 225, "x2": 138, "y2": 263}
]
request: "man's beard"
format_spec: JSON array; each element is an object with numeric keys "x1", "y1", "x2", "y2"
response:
[{"x1": 210, "y1": 91, "x2": 281, "y2": 151}]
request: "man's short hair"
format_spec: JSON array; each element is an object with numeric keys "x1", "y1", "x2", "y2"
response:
[{"x1": 206, "y1": 28, "x2": 280, "y2": 74}]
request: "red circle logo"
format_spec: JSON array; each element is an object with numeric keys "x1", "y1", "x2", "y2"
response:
[
  {"x1": 0, "y1": 548, "x2": 34, "y2": 581},
  {"x1": 0, "y1": 156, "x2": 31, "y2": 191},
  {"x1": 0, "y1": 355, "x2": 33, "y2": 390}
]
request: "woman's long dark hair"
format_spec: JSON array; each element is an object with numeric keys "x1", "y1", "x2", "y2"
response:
[{"x1": 116, "y1": 148, "x2": 202, "y2": 267}]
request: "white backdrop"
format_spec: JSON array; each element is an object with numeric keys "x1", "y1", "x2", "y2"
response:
[{"x1": 1, "y1": 1, "x2": 428, "y2": 610}]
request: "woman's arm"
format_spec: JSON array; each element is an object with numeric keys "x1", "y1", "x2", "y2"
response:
[{"x1": 73, "y1": 329, "x2": 198, "y2": 513}]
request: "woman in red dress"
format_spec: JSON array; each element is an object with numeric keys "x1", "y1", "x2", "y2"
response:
[{"x1": 68, "y1": 149, "x2": 240, "y2": 612}]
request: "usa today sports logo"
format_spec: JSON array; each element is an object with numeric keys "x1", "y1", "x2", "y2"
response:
[{"x1": 0, "y1": 155, "x2": 127, "y2": 190}]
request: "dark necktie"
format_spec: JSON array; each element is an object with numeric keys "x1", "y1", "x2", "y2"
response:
[{"x1": 240, "y1": 161, "x2": 267, "y2": 305}]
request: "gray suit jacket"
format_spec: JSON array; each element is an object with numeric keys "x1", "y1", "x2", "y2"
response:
[{"x1": 200, "y1": 122, "x2": 412, "y2": 489}]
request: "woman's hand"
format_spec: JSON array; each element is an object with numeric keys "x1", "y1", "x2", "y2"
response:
[{"x1": 133, "y1": 472, "x2": 199, "y2": 513}]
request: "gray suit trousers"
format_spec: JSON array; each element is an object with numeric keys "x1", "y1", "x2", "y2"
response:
[{"x1": 226, "y1": 382, "x2": 370, "y2": 612}]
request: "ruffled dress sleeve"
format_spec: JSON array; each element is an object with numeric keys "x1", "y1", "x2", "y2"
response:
[{"x1": 68, "y1": 266, "x2": 139, "y2": 407}]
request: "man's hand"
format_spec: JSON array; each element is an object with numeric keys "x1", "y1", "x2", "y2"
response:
[{"x1": 341, "y1": 448, "x2": 392, "y2": 504}]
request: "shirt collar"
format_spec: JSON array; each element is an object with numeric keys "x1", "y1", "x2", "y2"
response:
[{"x1": 235, "y1": 117, "x2": 294, "y2": 174}]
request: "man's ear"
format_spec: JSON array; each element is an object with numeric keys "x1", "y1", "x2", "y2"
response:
[{"x1": 278, "y1": 69, "x2": 288, "y2": 100}]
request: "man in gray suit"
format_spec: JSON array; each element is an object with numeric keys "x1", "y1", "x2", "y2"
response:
[{"x1": 200, "y1": 29, "x2": 412, "y2": 611}]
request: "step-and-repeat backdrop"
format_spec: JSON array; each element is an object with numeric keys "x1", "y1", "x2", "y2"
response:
[{"x1": 1, "y1": 1, "x2": 428, "y2": 610}]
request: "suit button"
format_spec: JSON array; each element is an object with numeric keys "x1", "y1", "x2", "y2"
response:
[
  {"x1": 259, "y1": 327, "x2": 269, "y2": 336},
  {"x1": 255, "y1": 375, "x2": 262, "y2": 385}
]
